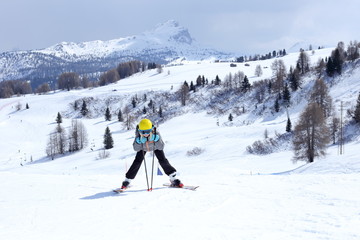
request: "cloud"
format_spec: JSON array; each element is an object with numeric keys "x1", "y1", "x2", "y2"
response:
[{"x1": 0, "y1": 0, "x2": 359, "y2": 54}]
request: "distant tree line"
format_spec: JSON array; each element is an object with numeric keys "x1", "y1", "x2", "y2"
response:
[
  {"x1": 236, "y1": 49, "x2": 287, "y2": 63},
  {"x1": 57, "y1": 72, "x2": 91, "y2": 90},
  {"x1": 0, "y1": 60, "x2": 161, "y2": 98},
  {"x1": 0, "y1": 80, "x2": 32, "y2": 98},
  {"x1": 98, "y1": 61, "x2": 160, "y2": 86}
]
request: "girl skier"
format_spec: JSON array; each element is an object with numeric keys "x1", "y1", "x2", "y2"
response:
[{"x1": 120, "y1": 119, "x2": 183, "y2": 190}]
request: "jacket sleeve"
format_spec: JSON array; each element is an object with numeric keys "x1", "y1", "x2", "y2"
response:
[
  {"x1": 154, "y1": 132, "x2": 165, "y2": 150},
  {"x1": 133, "y1": 129, "x2": 143, "y2": 152},
  {"x1": 133, "y1": 138, "x2": 143, "y2": 151}
]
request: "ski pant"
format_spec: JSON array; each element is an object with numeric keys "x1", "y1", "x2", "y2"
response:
[{"x1": 125, "y1": 150, "x2": 176, "y2": 180}]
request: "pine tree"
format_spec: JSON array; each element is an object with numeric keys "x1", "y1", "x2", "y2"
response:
[
  {"x1": 228, "y1": 113, "x2": 233, "y2": 122},
  {"x1": 105, "y1": 107, "x2": 111, "y2": 121},
  {"x1": 286, "y1": 117, "x2": 292, "y2": 132},
  {"x1": 332, "y1": 48, "x2": 343, "y2": 75},
  {"x1": 190, "y1": 81, "x2": 195, "y2": 92},
  {"x1": 26, "y1": 103, "x2": 29, "y2": 109},
  {"x1": 148, "y1": 99, "x2": 153, "y2": 108},
  {"x1": 282, "y1": 83, "x2": 291, "y2": 107},
  {"x1": 262, "y1": 128, "x2": 268, "y2": 139},
  {"x1": 241, "y1": 75, "x2": 251, "y2": 92},
  {"x1": 142, "y1": 106, "x2": 147, "y2": 114},
  {"x1": 268, "y1": 81, "x2": 272, "y2": 93},
  {"x1": 354, "y1": 92, "x2": 360, "y2": 123},
  {"x1": 159, "y1": 106, "x2": 163, "y2": 118},
  {"x1": 81, "y1": 100, "x2": 88, "y2": 117},
  {"x1": 132, "y1": 98, "x2": 137, "y2": 108},
  {"x1": 196, "y1": 75, "x2": 202, "y2": 86},
  {"x1": 118, "y1": 110, "x2": 124, "y2": 122},
  {"x1": 289, "y1": 66, "x2": 301, "y2": 91},
  {"x1": 215, "y1": 75, "x2": 221, "y2": 85},
  {"x1": 274, "y1": 97, "x2": 280, "y2": 112},
  {"x1": 326, "y1": 57, "x2": 335, "y2": 77},
  {"x1": 56, "y1": 112, "x2": 62, "y2": 124},
  {"x1": 103, "y1": 127, "x2": 114, "y2": 149}
]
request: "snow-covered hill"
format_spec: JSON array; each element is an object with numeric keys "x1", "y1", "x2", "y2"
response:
[
  {"x1": 0, "y1": 20, "x2": 231, "y2": 83},
  {"x1": 1, "y1": 48, "x2": 360, "y2": 240}
]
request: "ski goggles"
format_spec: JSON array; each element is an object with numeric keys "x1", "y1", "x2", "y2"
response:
[{"x1": 139, "y1": 129, "x2": 152, "y2": 135}]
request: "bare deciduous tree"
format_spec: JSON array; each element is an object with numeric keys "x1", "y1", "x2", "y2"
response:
[
  {"x1": 354, "y1": 92, "x2": 360, "y2": 123},
  {"x1": 255, "y1": 64, "x2": 263, "y2": 77},
  {"x1": 309, "y1": 78, "x2": 332, "y2": 117},
  {"x1": 347, "y1": 40, "x2": 359, "y2": 61},
  {"x1": 179, "y1": 81, "x2": 189, "y2": 106},
  {"x1": 46, "y1": 132, "x2": 58, "y2": 160},
  {"x1": 68, "y1": 119, "x2": 88, "y2": 152},
  {"x1": 271, "y1": 59, "x2": 287, "y2": 94},
  {"x1": 296, "y1": 50, "x2": 311, "y2": 74},
  {"x1": 330, "y1": 115, "x2": 340, "y2": 144},
  {"x1": 293, "y1": 103, "x2": 330, "y2": 163},
  {"x1": 122, "y1": 106, "x2": 135, "y2": 130},
  {"x1": 99, "y1": 69, "x2": 120, "y2": 86},
  {"x1": 46, "y1": 124, "x2": 67, "y2": 159},
  {"x1": 58, "y1": 72, "x2": 81, "y2": 91},
  {"x1": 36, "y1": 83, "x2": 51, "y2": 94}
]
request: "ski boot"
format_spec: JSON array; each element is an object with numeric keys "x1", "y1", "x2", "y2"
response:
[
  {"x1": 170, "y1": 179, "x2": 184, "y2": 188},
  {"x1": 169, "y1": 172, "x2": 183, "y2": 188},
  {"x1": 121, "y1": 180, "x2": 130, "y2": 190}
]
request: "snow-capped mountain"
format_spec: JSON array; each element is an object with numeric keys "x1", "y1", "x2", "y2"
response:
[
  {"x1": 0, "y1": 20, "x2": 232, "y2": 86},
  {"x1": 41, "y1": 20, "x2": 198, "y2": 59}
]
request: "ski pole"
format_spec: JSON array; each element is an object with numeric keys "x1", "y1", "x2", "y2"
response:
[
  {"x1": 150, "y1": 129, "x2": 157, "y2": 191},
  {"x1": 141, "y1": 150, "x2": 150, "y2": 191},
  {"x1": 150, "y1": 148, "x2": 155, "y2": 191}
]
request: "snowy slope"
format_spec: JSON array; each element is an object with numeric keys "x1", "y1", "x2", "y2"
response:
[{"x1": 1, "y1": 48, "x2": 360, "y2": 240}]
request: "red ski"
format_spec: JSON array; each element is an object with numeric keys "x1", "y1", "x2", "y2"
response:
[
  {"x1": 163, "y1": 183, "x2": 199, "y2": 191},
  {"x1": 113, "y1": 187, "x2": 128, "y2": 193}
]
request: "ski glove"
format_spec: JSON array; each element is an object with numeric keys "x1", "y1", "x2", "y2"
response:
[
  {"x1": 149, "y1": 134, "x2": 160, "y2": 142},
  {"x1": 135, "y1": 136, "x2": 147, "y2": 144}
]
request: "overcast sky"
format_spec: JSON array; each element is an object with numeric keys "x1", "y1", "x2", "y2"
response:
[{"x1": 1, "y1": 0, "x2": 359, "y2": 54}]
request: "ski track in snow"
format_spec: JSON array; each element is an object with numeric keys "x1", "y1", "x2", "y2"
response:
[{"x1": 1, "y1": 173, "x2": 359, "y2": 240}]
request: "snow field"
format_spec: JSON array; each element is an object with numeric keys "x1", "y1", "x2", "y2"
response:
[
  {"x1": 1, "y1": 47, "x2": 360, "y2": 239},
  {"x1": 1, "y1": 172, "x2": 359, "y2": 240}
]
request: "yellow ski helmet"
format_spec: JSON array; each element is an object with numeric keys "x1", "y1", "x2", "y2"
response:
[{"x1": 138, "y1": 119, "x2": 153, "y2": 130}]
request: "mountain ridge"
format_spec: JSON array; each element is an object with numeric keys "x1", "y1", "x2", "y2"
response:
[{"x1": 0, "y1": 20, "x2": 232, "y2": 86}]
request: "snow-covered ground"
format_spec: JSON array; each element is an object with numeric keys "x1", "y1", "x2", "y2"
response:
[{"x1": 1, "y1": 48, "x2": 360, "y2": 240}]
